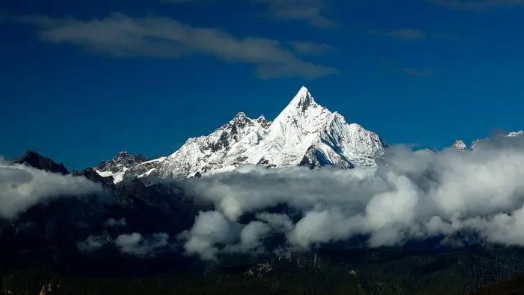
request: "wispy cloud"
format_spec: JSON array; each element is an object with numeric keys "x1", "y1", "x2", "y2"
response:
[
  {"x1": 370, "y1": 28, "x2": 426, "y2": 40},
  {"x1": 78, "y1": 235, "x2": 107, "y2": 253},
  {"x1": 160, "y1": 0, "x2": 206, "y2": 2},
  {"x1": 16, "y1": 13, "x2": 338, "y2": 80},
  {"x1": 428, "y1": 0, "x2": 524, "y2": 11},
  {"x1": 401, "y1": 67, "x2": 435, "y2": 77},
  {"x1": 287, "y1": 41, "x2": 335, "y2": 55},
  {"x1": 253, "y1": 0, "x2": 335, "y2": 28},
  {"x1": 157, "y1": 0, "x2": 335, "y2": 28},
  {"x1": 77, "y1": 232, "x2": 170, "y2": 257}
]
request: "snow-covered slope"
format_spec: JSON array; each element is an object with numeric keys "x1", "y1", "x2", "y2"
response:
[
  {"x1": 157, "y1": 112, "x2": 272, "y2": 178},
  {"x1": 243, "y1": 86, "x2": 386, "y2": 169},
  {"x1": 96, "y1": 86, "x2": 388, "y2": 180}
]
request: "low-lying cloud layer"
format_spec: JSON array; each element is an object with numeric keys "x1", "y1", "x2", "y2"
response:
[
  {"x1": 178, "y1": 135, "x2": 524, "y2": 260},
  {"x1": 0, "y1": 161, "x2": 104, "y2": 219}
]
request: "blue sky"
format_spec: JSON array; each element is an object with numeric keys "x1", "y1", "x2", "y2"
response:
[{"x1": 2, "y1": 0, "x2": 524, "y2": 169}]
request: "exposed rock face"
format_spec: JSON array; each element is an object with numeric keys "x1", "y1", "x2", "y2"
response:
[
  {"x1": 96, "y1": 151, "x2": 150, "y2": 173},
  {"x1": 95, "y1": 151, "x2": 158, "y2": 184}
]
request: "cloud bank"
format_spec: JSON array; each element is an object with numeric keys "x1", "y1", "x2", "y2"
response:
[
  {"x1": 0, "y1": 161, "x2": 105, "y2": 219},
  {"x1": 178, "y1": 135, "x2": 524, "y2": 260},
  {"x1": 17, "y1": 13, "x2": 338, "y2": 80}
]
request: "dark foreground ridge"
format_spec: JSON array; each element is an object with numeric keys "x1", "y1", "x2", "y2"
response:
[
  {"x1": 471, "y1": 273, "x2": 524, "y2": 295},
  {"x1": 2, "y1": 151, "x2": 524, "y2": 295}
]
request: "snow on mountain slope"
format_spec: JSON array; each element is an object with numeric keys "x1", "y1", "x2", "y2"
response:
[
  {"x1": 153, "y1": 86, "x2": 387, "y2": 178},
  {"x1": 157, "y1": 112, "x2": 272, "y2": 178}
]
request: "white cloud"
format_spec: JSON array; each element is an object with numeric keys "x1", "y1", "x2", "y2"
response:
[
  {"x1": 178, "y1": 135, "x2": 524, "y2": 258},
  {"x1": 115, "y1": 232, "x2": 169, "y2": 257},
  {"x1": 181, "y1": 211, "x2": 241, "y2": 261},
  {"x1": 17, "y1": 13, "x2": 338, "y2": 80},
  {"x1": 254, "y1": 0, "x2": 335, "y2": 28},
  {"x1": 370, "y1": 28, "x2": 426, "y2": 40},
  {"x1": 78, "y1": 235, "x2": 107, "y2": 253},
  {"x1": 224, "y1": 221, "x2": 272, "y2": 253},
  {"x1": 256, "y1": 212, "x2": 294, "y2": 233},
  {"x1": 287, "y1": 41, "x2": 335, "y2": 55},
  {"x1": 0, "y1": 163, "x2": 105, "y2": 219}
]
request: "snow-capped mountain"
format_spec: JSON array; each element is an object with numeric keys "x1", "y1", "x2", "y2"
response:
[
  {"x1": 241, "y1": 86, "x2": 386, "y2": 169},
  {"x1": 96, "y1": 86, "x2": 388, "y2": 181}
]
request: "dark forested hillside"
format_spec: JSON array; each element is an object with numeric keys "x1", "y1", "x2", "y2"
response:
[
  {"x1": 4, "y1": 247, "x2": 524, "y2": 295},
  {"x1": 470, "y1": 274, "x2": 524, "y2": 295}
]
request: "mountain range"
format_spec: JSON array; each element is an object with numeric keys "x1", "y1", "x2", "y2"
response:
[
  {"x1": 93, "y1": 86, "x2": 523, "y2": 187},
  {"x1": 95, "y1": 86, "x2": 388, "y2": 184}
]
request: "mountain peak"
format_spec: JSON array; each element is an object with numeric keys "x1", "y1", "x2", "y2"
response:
[
  {"x1": 115, "y1": 151, "x2": 130, "y2": 159},
  {"x1": 452, "y1": 139, "x2": 467, "y2": 150},
  {"x1": 229, "y1": 112, "x2": 254, "y2": 126},
  {"x1": 257, "y1": 115, "x2": 271, "y2": 128},
  {"x1": 14, "y1": 151, "x2": 69, "y2": 175},
  {"x1": 234, "y1": 112, "x2": 248, "y2": 120},
  {"x1": 289, "y1": 86, "x2": 316, "y2": 111}
]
